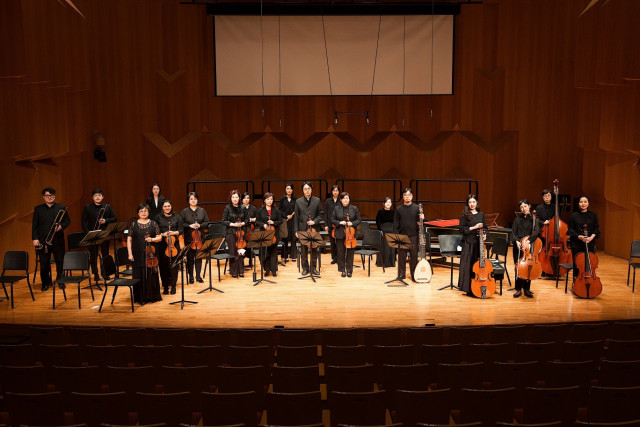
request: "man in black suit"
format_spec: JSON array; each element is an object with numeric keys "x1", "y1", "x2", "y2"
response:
[
  {"x1": 294, "y1": 182, "x2": 324, "y2": 276},
  {"x1": 32, "y1": 187, "x2": 70, "y2": 291}
]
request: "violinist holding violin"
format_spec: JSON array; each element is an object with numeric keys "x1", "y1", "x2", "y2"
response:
[
  {"x1": 256, "y1": 192, "x2": 283, "y2": 277},
  {"x1": 241, "y1": 192, "x2": 258, "y2": 268},
  {"x1": 181, "y1": 192, "x2": 209, "y2": 284},
  {"x1": 222, "y1": 189, "x2": 247, "y2": 278},
  {"x1": 127, "y1": 203, "x2": 162, "y2": 304},
  {"x1": 567, "y1": 195, "x2": 599, "y2": 278},
  {"x1": 512, "y1": 199, "x2": 543, "y2": 298},
  {"x1": 294, "y1": 182, "x2": 324, "y2": 277},
  {"x1": 156, "y1": 200, "x2": 183, "y2": 295},
  {"x1": 332, "y1": 192, "x2": 361, "y2": 278}
]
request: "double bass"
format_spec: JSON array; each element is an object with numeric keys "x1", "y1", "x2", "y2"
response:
[
  {"x1": 538, "y1": 179, "x2": 572, "y2": 276},
  {"x1": 572, "y1": 224, "x2": 602, "y2": 299},
  {"x1": 471, "y1": 228, "x2": 496, "y2": 298},
  {"x1": 517, "y1": 211, "x2": 543, "y2": 281}
]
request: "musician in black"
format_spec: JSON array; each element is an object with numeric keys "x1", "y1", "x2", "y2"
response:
[
  {"x1": 256, "y1": 192, "x2": 283, "y2": 277},
  {"x1": 222, "y1": 190, "x2": 247, "y2": 278},
  {"x1": 156, "y1": 200, "x2": 183, "y2": 294},
  {"x1": 241, "y1": 192, "x2": 258, "y2": 268},
  {"x1": 325, "y1": 184, "x2": 340, "y2": 265},
  {"x1": 279, "y1": 183, "x2": 297, "y2": 262},
  {"x1": 81, "y1": 189, "x2": 117, "y2": 282},
  {"x1": 535, "y1": 189, "x2": 554, "y2": 225},
  {"x1": 512, "y1": 199, "x2": 542, "y2": 298},
  {"x1": 146, "y1": 183, "x2": 166, "y2": 222},
  {"x1": 180, "y1": 192, "x2": 209, "y2": 283},
  {"x1": 293, "y1": 182, "x2": 324, "y2": 276},
  {"x1": 393, "y1": 188, "x2": 423, "y2": 282},
  {"x1": 567, "y1": 195, "x2": 600, "y2": 278},
  {"x1": 31, "y1": 187, "x2": 70, "y2": 291},
  {"x1": 458, "y1": 194, "x2": 485, "y2": 296},
  {"x1": 332, "y1": 192, "x2": 361, "y2": 277}
]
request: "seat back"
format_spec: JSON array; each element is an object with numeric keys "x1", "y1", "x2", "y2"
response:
[
  {"x1": 68, "y1": 232, "x2": 87, "y2": 251},
  {"x1": 63, "y1": 251, "x2": 90, "y2": 271},
  {"x1": 71, "y1": 391, "x2": 130, "y2": 427},
  {"x1": 459, "y1": 387, "x2": 516, "y2": 425},
  {"x1": 271, "y1": 365, "x2": 320, "y2": 393},
  {"x1": 3, "y1": 250, "x2": 29, "y2": 272},
  {"x1": 631, "y1": 240, "x2": 640, "y2": 260},
  {"x1": 135, "y1": 391, "x2": 194, "y2": 427},
  {"x1": 5, "y1": 391, "x2": 65, "y2": 427},
  {"x1": 101, "y1": 254, "x2": 118, "y2": 279},
  {"x1": 209, "y1": 222, "x2": 227, "y2": 236},
  {"x1": 0, "y1": 343, "x2": 37, "y2": 366},
  {"x1": 361, "y1": 229, "x2": 383, "y2": 249},
  {"x1": 201, "y1": 390, "x2": 259, "y2": 427},
  {"x1": 439, "y1": 234, "x2": 462, "y2": 255},
  {"x1": 395, "y1": 388, "x2": 453, "y2": 425},
  {"x1": 329, "y1": 390, "x2": 387, "y2": 427},
  {"x1": 325, "y1": 364, "x2": 376, "y2": 393},
  {"x1": 491, "y1": 236, "x2": 510, "y2": 258},
  {"x1": 69, "y1": 327, "x2": 108, "y2": 346},
  {"x1": 587, "y1": 385, "x2": 640, "y2": 423},
  {"x1": 266, "y1": 391, "x2": 322, "y2": 426},
  {"x1": 276, "y1": 345, "x2": 319, "y2": 367}
]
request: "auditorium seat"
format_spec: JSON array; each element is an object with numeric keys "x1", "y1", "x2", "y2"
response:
[
  {"x1": 394, "y1": 389, "x2": 453, "y2": 426},
  {"x1": 265, "y1": 391, "x2": 323, "y2": 426}
]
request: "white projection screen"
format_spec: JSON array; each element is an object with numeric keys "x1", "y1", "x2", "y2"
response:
[{"x1": 214, "y1": 15, "x2": 454, "y2": 96}]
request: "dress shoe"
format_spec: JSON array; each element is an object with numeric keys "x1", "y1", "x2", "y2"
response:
[
  {"x1": 239, "y1": 273, "x2": 244, "y2": 278},
  {"x1": 231, "y1": 274, "x2": 238, "y2": 278},
  {"x1": 196, "y1": 276, "x2": 204, "y2": 283},
  {"x1": 513, "y1": 291, "x2": 522, "y2": 298},
  {"x1": 302, "y1": 269, "x2": 309, "y2": 276},
  {"x1": 331, "y1": 259, "x2": 337, "y2": 264},
  {"x1": 272, "y1": 272, "x2": 277, "y2": 277},
  {"x1": 58, "y1": 283, "x2": 66, "y2": 290},
  {"x1": 170, "y1": 287, "x2": 176, "y2": 294},
  {"x1": 341, "y1": 271, "x2": 347, "y2": 277},
  {"x1": 347, "y1": 272, "x2": 352, "y2": 277},
  {"x1": 41, "y1": 283, "x2": 50, "y2": 292},
  {"x1": 312, "y1": 268, "x2": 320, "y2": 275},
  {"x1": 524, "y1": 290, "x2": 534, "y2": 298},
  {"x1": 163, "y1": 288, "x2": 169, "y2": 295},
  {"x1": 265, "y1": 271, "x2": 270, "y2": 277},
  {"x1": 188, "y1": 276, "x2": 194, "y2": 284}
]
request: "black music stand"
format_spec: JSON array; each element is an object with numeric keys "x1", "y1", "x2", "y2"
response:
[
  {"x1": 103, "y1": 221, "x2": 128, "y2": 254},
  {"x1": 385, "y1": 233, "x2": 412, "y2": 287},
  {"x1": 170, "y1": 246, "x2": 197, "y2": 309},
  {"x1": 79, "y1": 230, "x2": 110, "y2": 291},
  {"x1": 278, "y1": 221, "x2": 288, "y2": 266},
  {"x1": 247, "y1": 229, "x2": 276, "y2": 286},
  {"x1": 296, "y1": 230, "x2": 324, "y2": 283},
  {"x1": 196, "y1": 237, "x2": 225, "y2": 295}
]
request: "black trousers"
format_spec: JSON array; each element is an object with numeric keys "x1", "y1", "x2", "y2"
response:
[
  {"x1": 329, "y1": 234, "x2": 338, "y2": 261},
  {"x1": 158, "y1": 242, "x2": 180, "y2": 290},
  {"x1": 397, "y1": 235, "x2": 418, "y2": 279},
  {"x1": 38, "y1": 243, "x2": 65, "y2": 286},
  {"x1": 261, "y1": 243, "x2": 279, "y2": 274},
  {"x1": 512, "y1": 245, "x2": 531, "y2": 292},
  {"x1": 300, "y1": 245, "x2": 319, "y2": 271},
  {"x1": 186, "y1": 247, "x2": 203, "y2": 280},
  {"x1": 336, "y1": 239, "x2": 355, "y2": 273},
  {"x1": 89, "y1": 240, "x2": 110, "y2": 277},
  {"x1": 282, "y1": 218, "x2": 297, "y2": 259},
  {"x1": 225, "y1": 234, "x2": 244, "y2": 277}
]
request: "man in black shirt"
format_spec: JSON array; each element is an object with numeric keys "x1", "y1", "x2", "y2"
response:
[
  {"x1": 393, "y1": 188, "x2": 424, "y2": 282},
  {"x1": 294, "y1": 182, "x2": 324, "y2": 276},
  {"x1": 81, "y1": 189, "x2": 117, "y2": 282},
  {"x1": 535, "y1": 189, "x2": 554, "y2": 225},
  {"x1": 31, "y1": 187, "x2": 70, "y2": 291},
  {"x1": 324, "y1": 184, "x2": 340, "y2": 265}
]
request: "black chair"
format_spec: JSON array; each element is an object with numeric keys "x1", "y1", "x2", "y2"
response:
[
  {"x1": 53, "y1": 251, "x2": 94, "y2": 309},
  {"x1": 0, "y1": 250, "x2": 34, "y2": 309},
  {"x1": 627, "y1": 240, "x2": 640, "y2": 292},
  {"x1": 68, "y1": 231, "x2": 87, "y2": 251},
  {"x1": 555, "y1": 263, "x2": 575, "y2": 293},
  {"x1": 99, "y1": 254, "x2": 140, "y2": 313},
  {"x1": 489, "y1": 235, "x2": 511, "y2": 294},
  {"x1": 437, "y1": 234, "x2": 462, "y2": 291},
  {"x1": 354, "y1": 229, "x2": 384, "y2": 276},
  {"x1": 115, "y1": 246, "x2": 133, "y2": 277},
  {"x1": 211, "y1": 239, "x2": 235, "y2": 281}
]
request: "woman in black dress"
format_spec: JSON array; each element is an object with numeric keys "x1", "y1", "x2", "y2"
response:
[
  {"x1": 458, "y1": 194, "x2": 485, "y2": 296},
  {"x1": 156, "y1": 200, "x2": 183, "y2": 295},
  {"x1": 256, "y1": 192, "x2": 283, "y2": 277},
  {"x1": 512, "y1": 199, "x2": 542, "y2": 298},
  {"x1": 222, "y1": 190, "x2": 247, "y2": 278},
  {"x1": 375, "y1": 197, "x2": 396, "y2": 268},
  {"x1": 241, "y1": 192, "x2": 258, "y2": 268},
  {"x1": 278, "y1": 183, "x2": 297, "y2": 261},
  {"x1": 332, "y1": 192, "x2": 362, "y2": 277},
  {"x1": 127, "y1": 203, "x2": 163, "y2": 304},
  {"x1": 146, "y1": 183, "x2": 166, "y2": 221},
  {"x1": 180, "y1": 192, "x2": 209, "y2": 283}
]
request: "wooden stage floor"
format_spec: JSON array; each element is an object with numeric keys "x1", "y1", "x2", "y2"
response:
[{"x1": 0, "y1": 253, "x2": 637, "y2": 329}]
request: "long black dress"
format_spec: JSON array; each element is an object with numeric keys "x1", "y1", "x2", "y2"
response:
[
  {"x1": 129, "y1": 220, "x2": 162, "y2": 304},
  {"x1": 279, "y1": 195, "x2": 297, "y2": 260},
  {"x1": 375, "y1": 208, "x2": 396, "y2": 267},
  {"x1": 458, "y1": 212, "x2": 485, "y2": 294}
]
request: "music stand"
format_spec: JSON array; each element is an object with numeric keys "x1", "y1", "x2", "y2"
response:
[
  {"x1": 79, "y1": 230, "x2": 110, "y2": 291},
  {"x1": 296, "y1": 230, "x2": 324, "y2": 283},
  {"x1": 247, "y1": 229, "x2": 276, "y2": 286},
  {"x1": 196, "y1": 237, "x2": 225, "y2": 295},
  {"x1": 170, "y1": 246, "x2": 197, "y2": 309},
  {"x1": 278, "y1": 221, "x2": 288, "y2": 266},
  {"x1": 385, "y1": 233, "x2": 413, "y2": 287},
  {"x1": 103, "y1": 221, "x2": 129, "y2": 254}
]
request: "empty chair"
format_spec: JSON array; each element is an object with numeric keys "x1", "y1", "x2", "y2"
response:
[
  {"x1": 4, "y1": 391, "x2": 65, "y2": 427},
  {"x1": 598, "y1": 360, "x2": 640, "y2": 387},
  {"x1": 497, "y1": 423, "x2": 564, "y2": 427},
  {"x1": 71, "y1": 391, "x2": 131, "y2": 427},
  {"x1": 131, "y1": 344, "x2": 177, "y2": 368},
  {"x1": 224, "y1": 345, "x2": 273, "y2": 367},
  {"x1": 276, "y1": 345, "x2": 319, "y2": 367},
  {"x1": 379, "y1": 364, "x2": 432, "y2": 409},
  {"x1": 489, "y1": 235, "x2": 512, "y2": 292},
  {"x1": 322, "y1": 328, "x2": 360, "y2": 346},
  {"x1": 489, "y1": 325, "x2": 530, "y2": 344},
  {"x1": 371, "y1": 345, "x2": 416, "y2": 369},
  {"x1": 394, "y1": 389, "x2": 453, "y2": 426},
  {"x1": 150, "y1": 328, "x2": 193, "y2": 346},
  {"x1": 627, "y1": 239, "x2": 640, "y2": 292},
  {"x1": 489, "y1": 361, "x2": 541, "y2": 399},
  {"x1": 609, "y1": 322, "x2": 640, "y2": 341},
  {"x1": 407, "y1": 327, "x2": 445, "y2": 345},
  {"x1": 201, "y1": 390, "x2": 260, "y2": 427},
  {"x1": 529, "y1": 324, "x2": 568, "y2": 344},
  {"x1": 544, "y1": 360, "x2": 595, "y2": 397},
  {"x1": 0, "y1": 250, "x2": 34, "y2": 309},
  {"x1": 521, "y1": 386, "x2": 580, "y2": 425},
  {"x1": 266, "y1": 391, "x2": 322, "y2": 426},
  {"x1": 418, "y1": 344, "x2": 462, "y2": 365},
  {"x1": 0, "y1": 343, "x2": 37, "y2": 366},
  {"x1": 515, "y1": 342, "x2": 559, "y2": 363},
  {"x1": 193, "y1": 328, "x2": 232, "y2": 346},
  {"x1": 234, "y1": 329, "x2": 274, "y2": 347},
  {"x1": 329, "y1": 390, "x2": 387, "y2": 427},
  {"x1": 216, "y1": 365, "x2": 269, "y2": 395},
  {"x1": 569, "y1": 323, "x2": 608, "y2": 342},
  {"x1": 84, "y1": 344, "x2": 129, "y2": 368},
  {"x1": 464, "y1": 342, "x2": 513, "y2": 363},
  {"x1": 354, "y1": 229, "x2": 384, "y2": 276},
  {"x1": 0, "y1": 365, "x2": 48, "y2": 393},
  {"x1": 560, "y1": 340, "x2": 604, "y2": 362},
  {"x1": 437, "y1": 234, "x2": 463, "y2": 290},
  {"x1": 434, "y1": 362, "x2": 485, "y2": 405},
  {"x1": 38, "y1": 343, "x2": 86, "y2": 369},
  {"x1": 29, "y1": 325, "x2": 68, "y2": 345},
  {"x1": 324, "y1": 345, "x2": 370, "y2": 366},
  {"x1": 106, "y1": 366, "x2": 158, "y2": 401},
  {"x1": 179, "y1": 345, "x2": 224, "y2": 368},
  {"x1": 107, "y1": 327, "x2": 149, "y2": 346},
  {"x1": 69, "y1": 327, "x2": 109, "y2": 346},
  {"x1": 53, "y1": 251, "x2": 94, "y2": 309},
  {"x1": 587, "y1": 386, "x2": 640, "y2": 423},
  {"x1": 99, "y1": 255, "x2": 139, "y2": 313},
  {"x1": 161, "y1": 365, "x2": 213, "y2": 396},
  {"x1": 606, "y1": 339, "x2": 640, "y2": 361},
  {"x1": 417, "y1": 423, "x2": 481, "y2": 427},
  {"x1": 271, "y1": 365, "x2": 320, "y2": 393},
  {"x1": 277, "y1": 328, "x2": 319, "y2": 346},
  {"x1": 51, "y1": 365, "x2": 104, "y2": 405},
  {"x1": 448, "y1": 326, "x2": 491, "y2": 345},
  {"x1": 576, "y1": 421, "x2": 640, "y2": 427},
  {"x1": 135, "y1": 391, "x2": 195, "y2": 427},
  {"x1": 325, "y1": 364, "x2": 376, "y2": 394},
  {"x1": 459, "y1": 387, "x2": 516, "y2": 425}
]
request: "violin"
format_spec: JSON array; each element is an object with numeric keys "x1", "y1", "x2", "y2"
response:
[
  {"x1": 471, "y1": 228, "x2": 496, "y2": 299},
  {"x1": 516, "y1": 211, "x2": 543, "y2": 281},
  {"x1": 344, "y1": 212, "x2": 357, "y2": 249},
  {"x1": 538, "y1": 179, "x2": 572, "y2": 276},
  {"x1": 236, "y1": 218, "x2": 247, "y2": 249},
  {"x1": 165, "y1": 222, "x2": 178, "y2": 257},
  {"x1": 145, "y1": 232, "x2": 158, "y2": 269},
  {"x1": 307, "y1": 214, "x2": 317, "y2": 248},
  {"x1": 190, "y1": 219, "x2": 203, "y2": 250},
  {"x1": 267, "y1": 212, "x2": 277, "y2": 243},
  {"x1": 572, "y1": 224, "x2": 602, "y2": 299}
]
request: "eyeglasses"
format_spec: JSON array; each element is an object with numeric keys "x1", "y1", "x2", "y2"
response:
[{"x1": 43, "y1": 194, "x2": 55, "y2": 198}]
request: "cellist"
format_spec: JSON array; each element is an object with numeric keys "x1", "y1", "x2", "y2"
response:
[
  {"x1": 256, "y1": 192, "x2": 283, "y2": 277},
  {"x1": 180, "y1": 192, "x2": 209, "y2": 284},
  {"x1": 512, "y1": 199, "x2": 543, "y2": 298},
  {"x1": 222, "y1": 190, "x2": 247, "y2": 278},
  {"x1": 567, "y1": 195, "x2": 600, "y2": 278},
  {"x1": 332, "y1": 192, "x2": 361, "y2": 278},
  {"x1": 156, "y1": 200, "x2": 183, "y2": 295}
]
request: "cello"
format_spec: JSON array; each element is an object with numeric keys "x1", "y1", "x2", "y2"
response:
[
  {"x1": 572, "y1": 224, "x2": 602, "y2": 299},
  {"x1": 538, "y1": 179, "x2": 572, "y2": 276},
  {"x1": 470, "y1": 228, "x2": 496, "y2": 299},
  {"x1": 517, "y1": 211, "x2": 543, "y2": 281}
]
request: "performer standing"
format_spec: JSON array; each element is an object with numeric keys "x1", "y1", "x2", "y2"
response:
[
  {"x1": 32, "y1": 187, "x2": 70, "y2": 291},
  {"x1": 279, "y1": 183, "x2": 297, "y2": 261},
  {"x1": 376, "y1": 197, "x2": 396, "y2": 268},
  {"x1": 512, "y1": 199, "x2": 542, "y2": 298},
  {"x1": 81, "y1": 189, "x2": 117, "y2": 282},
  {"x1": 325, "y1": 184, "x2": 340, "y2": 265},
  {"x1": 241, "y1": 192, "x2": 258, "y2": 268},
  {"x1": 294, "y1": 182, "x2": 324, "y2": 276},
  {"x1": 146, "y1": 183, "x2": 166, "y2": 222},
  {"x1": 256, "y1": 192, "x2": 283, "y2": 277},
  {"x1": 222, "y1": 190, "x2": 247, "y2": 278},
  {"x1": 567, "y1": 195, "x2": 599, "y2": 278},
  {"x1": 393, "y1": 188, "x2": 423, "y2": 282},
  {"x1": 535, "y1": 189, "x2": 554, "y2": 225},
  {"x1": 156, "y1": 200, "x2": 183, "y2": 295},
  {"x1": 458, "y1": 194, "x2": 485, "y2": 296},
  {"x1": 332, "y1": 192, "x2": 361, "y2": 277},
  {"x1": 127, "y1": 203, "x2": 162, "y2": 304},
  {"x1": 180, "y1": 192, "x2": 209, "y2": 283}
]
